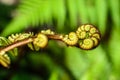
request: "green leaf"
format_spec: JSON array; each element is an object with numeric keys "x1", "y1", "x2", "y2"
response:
[
  {"x1": 108, "y1": 28, "x2": 120, "y2": 77},
  {"x1": 66, "y1": 0, "x2": 77, "y2": 28},
  {"x1": 95, "y1": 0, "x2": 108, "y2": 34},
  {"x1": 65, "y1": 47, "x2": 89, "y2": 79},
  {"x1": 77, "y1": 0, "x2": 89, "y2": 23},
  {"x1": 109, "y1": 0, "x2": 120, "y2": 29},
  {"x1": 81, "y1": 46, "x2": 110, "y2": 80}
]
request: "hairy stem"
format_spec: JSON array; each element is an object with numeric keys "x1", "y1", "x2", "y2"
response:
[{"x1": 0, "y1": 34, "x2": 62, "y2": 55}]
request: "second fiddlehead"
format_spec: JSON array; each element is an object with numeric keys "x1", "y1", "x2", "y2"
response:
[{"x1": 62, "y1": 32, "x2": 78, "y2": 46}]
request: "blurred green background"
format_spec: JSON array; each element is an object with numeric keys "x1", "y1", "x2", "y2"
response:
[{"x1": 0, "y1": 0, "x2": 120, "y2": 80}]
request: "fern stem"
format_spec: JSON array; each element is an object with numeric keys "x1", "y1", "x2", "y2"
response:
[
  {"x1": 0, "y1": 38, "x2": 33, "y2": 55},
  {"x1": 0, "y1": 34, "x2": 63, "y2": 55},
  {"x1": 47, "y1": 34, "x2": 63, "y2": 40}
]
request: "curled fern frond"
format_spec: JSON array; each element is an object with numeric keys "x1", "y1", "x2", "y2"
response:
[
  {"x1": 8, "y1": 32, "x2": 34, "y2": 43},
  {"x1": 76, "y1": 24, "x2": 101, "y2": 50},
  {"x1": 60, "y1": 24, "x2": 101, "y2": 50},
  {"x1": 62, "y1": 32, "x2": 78, "y2": 46},
  {"x1": 0, "y1": 24, "x2": 101, "y2": 68},
  {"x1": 33, "y1": 33, "x2": 48, "y2": 48}
]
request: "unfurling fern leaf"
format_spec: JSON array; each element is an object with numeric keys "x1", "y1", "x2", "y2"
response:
[
  {"x1": 0, "y1": 24, "x2": 101, "y2": 68},
  {"x1": 28, "y1": 33, "x2": 49, "y2": 51},
  {"x1": 62, "y1": 24, "x2": 101, "y2": 50},
  {"x1": 33, "y1": 33, "x2": 48, "y2": 48},
  {"x1": 62, "y1": 32, "x2": 78, "y2": 46},
  {"x1": 8, "y1": 32, "x2": 34, "y2": 43},
  {"x1": 76, "y1": 24, "x2": 101, "y2": 50}
]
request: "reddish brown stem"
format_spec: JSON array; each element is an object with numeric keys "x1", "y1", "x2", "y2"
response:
[
  {"x1": 0, "y1": 38, "x2": 33, "y2": 54},
  {"x1": 47, "y1": 34, "x2": 63, "y2": 40},
  {"x1": 0, "y1": 34, "x2": 63, "y2": 55}
]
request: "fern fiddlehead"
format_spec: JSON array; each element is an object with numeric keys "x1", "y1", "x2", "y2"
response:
[
  {"x1": 0, "y1": 24, "x2": 101, "y2": 68},
  {"x1": 33, "y1": 33, "x2": 48, "y2": 48},
  {"x1": 76, "y1": 24, "x2": 101, "y2": 50},
  {"x1": 62, "y1": 32, "x2": 78, "y2": 46}
]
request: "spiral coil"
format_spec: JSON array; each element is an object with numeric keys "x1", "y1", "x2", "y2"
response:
[
  {"x1": 77, "y1": 24, "x2": 101, "y2": 49},
  {"x1": 62, "y1": 24, "x2": 101, "y2": 50},
  {"x1": 62, "y1": 32, "x2": 78, "y2": 46}
]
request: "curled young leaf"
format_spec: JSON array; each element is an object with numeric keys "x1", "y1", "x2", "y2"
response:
[
  {"x1": 62, "y1": 32, "x2": 78, "y2": 46},
  {"x1": 33, "y1": 33, "x2": 48, "y2": 48},
  {"x1": 76, "y1": 24, "x2": 101, "y2": 50},
  {"x1": 8, "y1": 32, "x2": 34, "y2": 43}
]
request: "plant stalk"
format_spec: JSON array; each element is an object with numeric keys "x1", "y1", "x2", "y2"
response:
[{"x1": 0, "y1": 34, "x2": 63, "y2": 55}]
